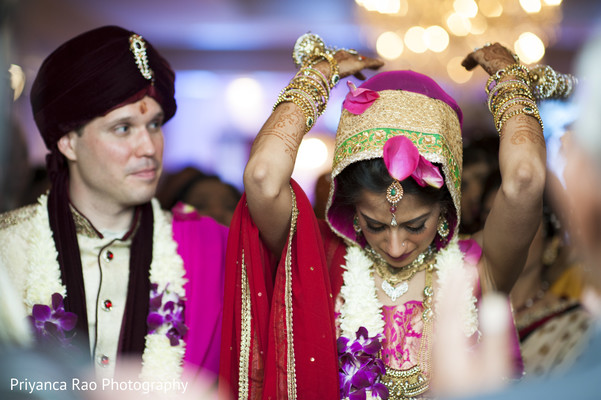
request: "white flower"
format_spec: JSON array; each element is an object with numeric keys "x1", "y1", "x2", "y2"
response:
[
  {"x1": 140, "y1": 334, "x2": 186, "y2": 383},
  {"x1": 339, "y1": 246, "x2": 384, "y2": 338},
  {"x1": 434, "y1": 237, "x2": 479, "y2": 337}
]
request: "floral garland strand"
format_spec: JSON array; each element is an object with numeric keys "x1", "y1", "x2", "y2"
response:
[
  {"x1": 139, "y1": 198, "x2": 188, "y2": 383},
  {"x1": 338, "y1": 246, "x2": 388, "y2": 399},
  {"x1": 432, "y1": 238, "x2": 479, "y2": 338},
  {"x1": 24, "y1": 195, "x2": 188, "y2": 384},
  {"x1": 339, "y1": 246, "x2": 384, "y2": 338},
  {"x1": 337, "y1": 238, "x2": 479, "y2": 399}
]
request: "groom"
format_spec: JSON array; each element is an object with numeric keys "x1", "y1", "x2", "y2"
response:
[{"x1": 0, "y1": 25, "x2": 226, "y2": 384}]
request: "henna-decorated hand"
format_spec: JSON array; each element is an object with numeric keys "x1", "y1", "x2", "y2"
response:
[
  {"x1": 335, "y1": 50, "x2": 384, "y2": 81},
  {"x1": 462, "y1": 43, "x2": 517, "y2": 76},
  {"x1": 313, "y1": 50, "x2": 384, "y2": 82}
]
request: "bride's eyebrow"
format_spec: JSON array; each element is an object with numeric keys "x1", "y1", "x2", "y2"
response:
[{"x1": 360, "y1": 211, "x2": 431, "y2": 226}]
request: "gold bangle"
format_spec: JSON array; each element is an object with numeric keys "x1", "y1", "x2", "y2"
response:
[
  {"x1": 504, "y1": 64, "x2": 531, "y2": 84},
  {"x1": 486, "y1": 64, "x2": 530, "y2": 93},
  {"x1": 496, "y1": 105, "x2": 543, "y2": 134},
  {"x1": 273, "y1": 89, "x2": 317, "y2": 132},
  {"x1": 287, "y1": 89, "x2": 318, "y2": 130},
  {"x1": 302, "y1": 67, "x2": 330, "y2": 90},
  {"x1": 488, "y1": 81, "x2": 533, "y2": 112},
  {"x1": 287, "y1": 78, "x2": 328, "y2": 115},
  {"x1": 291, "y1": 75, "x2": 329, "y2": 103},
  {"x1": 320, "y1": 50, "x2": 340, "y2": 88},
  {"x1": 489, "y1": 87, "x2": 534, "y2": 113},
  {"x1": 493, "y1": 98, "x2": 538, "y2": 127}
]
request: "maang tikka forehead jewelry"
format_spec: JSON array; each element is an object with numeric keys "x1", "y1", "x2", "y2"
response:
[{"x1": 386, "y1": 179, "x2": 403, "y2": 226}]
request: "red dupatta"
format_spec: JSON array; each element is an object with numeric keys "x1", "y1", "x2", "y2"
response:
[{"x1": 219, "y1": 180, "x2": 340, "y2": 399}]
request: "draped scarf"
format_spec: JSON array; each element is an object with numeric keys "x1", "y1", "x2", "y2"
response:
[{"x1": 219, "y1": 180, "x2": 340, "y2": 399}]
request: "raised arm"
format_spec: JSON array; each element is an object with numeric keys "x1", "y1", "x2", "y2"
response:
[
  {"x1": 463, "y1": 44, "x2": 546, "y2": 294},
  {"x1": 244, "y1": 35, "x2": 383, "y2": 254}
]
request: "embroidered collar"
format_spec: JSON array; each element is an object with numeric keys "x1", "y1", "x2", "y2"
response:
[{"x1": 70, "y1": 203, "x2": 142, "y2": 240}]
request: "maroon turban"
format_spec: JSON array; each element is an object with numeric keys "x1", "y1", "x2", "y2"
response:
[{"x1": 30, "y1": 25, "x2": 176, "y2": 152}]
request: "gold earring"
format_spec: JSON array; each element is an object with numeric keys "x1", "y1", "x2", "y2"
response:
[
  {"x1": 353, "y1": 215, "x2": 363, "y2": 243},
  {"x1": 437, "y1": 214, "x2": 449, "y2": 238},
  {"x1": 353, "y1": 215, "x2": 362, "y2": 235}
]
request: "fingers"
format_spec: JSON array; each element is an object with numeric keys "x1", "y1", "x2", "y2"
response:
[
  {"x1": 462, "y1": 53, "x2": 478, "y2": 71},
  {"x1": 369, "y1": 57, "x2": 385, "y2": 70},
  {"x1": 478, "y1": 293, "x2": 514, "y2": 391},
  {"x1": 462, "y1": 42, "x2": 494, "y2": 71},
  {"x1": 432, "y1": 264, "x2": 478, "y2": 397},
  {"x1": 336, "y1": 51, "x2": 384, "y2": 79}
]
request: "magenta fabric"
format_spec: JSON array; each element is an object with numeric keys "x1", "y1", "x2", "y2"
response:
[
  {"x1": 458, "y1": 238, "x2": 483, "y2": 266},
  {"x1": 355, "y1": 70, "x2": 463, "y2": 126},
  {"x1": 342, "y1": 81, "x2": 380, "y2": 114},
  {"x1": 381, "y1": 301, "x2": 426, "y2": 371},
  {"x1": 171, "y1": 204, "x2": 228, "y2": 377},
  {"x1": 383, "y1": 135, "x2": 444, "y2": 188}
]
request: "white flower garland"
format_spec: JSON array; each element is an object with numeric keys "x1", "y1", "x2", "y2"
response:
[
  {"x1": 432, "y1": 238, "x2": 479, "y2": 338},
  {"x1": 338, "y1": 237, "x2": 479, "y2": 340},
  {"x1": 339, "y1": 246, "x2": 384, "y2": 338},
  {"x1": 24, "y1": 195, "x2": 187, "y2": 383}
]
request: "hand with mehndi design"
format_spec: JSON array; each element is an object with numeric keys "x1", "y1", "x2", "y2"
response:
[
  {"x1": 312, "y1": 50, "x2": 384, "y2": 82},
  {"x1": 461, "y1": 42, "x2": 517, "y2": 76},
  {"x1": 334, "y1": 50, "x2": 384, "y2": 81}
]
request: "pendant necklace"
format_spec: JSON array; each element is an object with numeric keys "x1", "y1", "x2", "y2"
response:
[{"x1": 365, "y1": 245, "x2": 435, "y2": 301}]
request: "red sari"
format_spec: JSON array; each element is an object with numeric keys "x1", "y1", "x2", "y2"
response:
[{"x1": 219, "y1": 181, "x2": 341, "y2": 399}]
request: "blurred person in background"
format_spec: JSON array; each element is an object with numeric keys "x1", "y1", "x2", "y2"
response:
[
  {"x1": 459, "y1": 135, "x2": 499, "y2": 235},
  {"x1": 157, "y1": 166, "x2": 241, "y2": 226}
]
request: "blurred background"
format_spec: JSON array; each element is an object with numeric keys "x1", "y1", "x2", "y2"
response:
[{"x1": 1, "y1": 0, "x2": 600, "y2": 212}]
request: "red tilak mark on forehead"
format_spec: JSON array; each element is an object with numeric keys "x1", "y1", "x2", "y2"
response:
[{"x1": 139, "y1": 101, "x2": 148, "y2": 114}]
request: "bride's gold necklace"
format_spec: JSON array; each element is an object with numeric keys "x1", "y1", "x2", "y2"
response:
[{"x1": 364, "y1": 245, "x2": 435, "y2": 301}]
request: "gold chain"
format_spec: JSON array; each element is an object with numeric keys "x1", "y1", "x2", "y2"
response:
[{"x1": 365, "y1": 246, "x2": 435, "y2": 286}]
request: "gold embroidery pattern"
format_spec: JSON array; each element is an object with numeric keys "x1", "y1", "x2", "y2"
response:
[
  {"x1": 70, "y1": 205, "x2": 102, "y2": 238},
  {"x1": 129, "y1": 34, "x2": 154, "y2": 81},
  {"x1": 285, "y1": 186, "x2": 298, "y2": 400},
  {"x1": 334, "y1": 90, "x2": 462, "y2": 172},
  {"x1": 0, "y1": 204, "x2": 37, "y2": 230},
  {"x1": 332, "y1": 128, "x2": 461, "y2": 193},
  {"x1": 238, "y1": 250, "x2": 251, "y2": 400}
]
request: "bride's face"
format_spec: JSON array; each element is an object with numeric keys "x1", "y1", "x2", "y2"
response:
[{"x1": 354, "y1": 189, "x2": 441, "y2": 268}]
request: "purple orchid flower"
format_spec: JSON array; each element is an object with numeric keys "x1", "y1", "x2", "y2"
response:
[
  {"x1": 350, "y1": 327, "x2": 383, "y2": 355},
  {"x1": 337, "y1": 327, "x2": 389, "y2": 399},
  {"x1": 146, "y1": 284, "x2": 188, "y2": 346},
  {"x1": 29, "y1": 293, "x2": 77, "y2": 346}
]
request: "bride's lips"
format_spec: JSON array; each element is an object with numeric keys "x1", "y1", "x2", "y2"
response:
[{"x1": 387, "y1": 251, "x2": 412, "y2": 263}]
